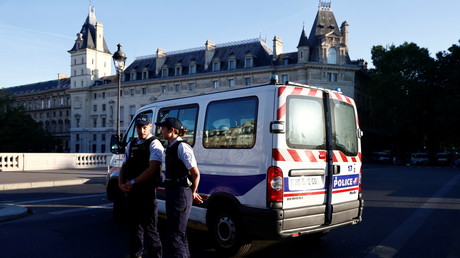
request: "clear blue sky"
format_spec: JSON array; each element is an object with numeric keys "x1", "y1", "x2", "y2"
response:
[{"x1": 1, "y1": 0, "x2": 459, "y2": 88}]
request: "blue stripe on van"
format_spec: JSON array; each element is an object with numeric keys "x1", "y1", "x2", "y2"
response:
[{"x1": 199, "y1": 173, "x2": 266, "y2": 196}]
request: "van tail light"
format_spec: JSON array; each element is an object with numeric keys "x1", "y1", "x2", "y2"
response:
[{"x1": 267, "y1": 166, "x2": 283, "y2": 208}]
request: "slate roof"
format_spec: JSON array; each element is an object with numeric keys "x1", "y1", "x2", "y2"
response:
[
  {"x1": 124, "y1": 38, "x2": 274, "y2": 81},
  {"x1": 68, "y1": 7, "x2": 111, "y2": 54},
  {"x1": 2, "y1": 78, "x2": 70, "y2": 96}
]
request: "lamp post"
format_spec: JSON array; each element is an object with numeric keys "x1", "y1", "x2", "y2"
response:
[{"x1": 112, "y1": 44, "x2": 127, "y2": 140}]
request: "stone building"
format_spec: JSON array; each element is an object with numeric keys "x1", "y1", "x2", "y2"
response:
[{"x1": 3, "y1": 1, "x2": 368, "y2": 153}]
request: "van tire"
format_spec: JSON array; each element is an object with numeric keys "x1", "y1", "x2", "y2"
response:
[{"x1": 209, "y1": 209, "x2": 252, "y2": 256}]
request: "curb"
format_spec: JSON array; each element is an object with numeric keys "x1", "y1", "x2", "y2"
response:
[
  {"x1": 0, "y1": 178, "x2": 106, "y2": 191},
  {"x1": 0, "y1": 204, "x2": 29, "y2": 222}
]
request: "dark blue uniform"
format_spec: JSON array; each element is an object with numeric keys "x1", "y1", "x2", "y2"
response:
[
  {"x1": 124, "y1": 137, "x2": 162, "y2": 258},
  {"x1": 165, "y1": 140, "x2": 193, "y2": 258}
]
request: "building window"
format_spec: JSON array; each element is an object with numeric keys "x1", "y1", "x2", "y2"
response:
[
  {"x1": 102, "y1": 134, "x2": 106, "y2": 141},
  {"x1": 120, "y1": 106, "x2": 125, "y2": 125},
  {"x1": 281, "y1": 74, "x2": 289, "y2": 84},
  {"x1": 130, "y1": 89, "x2": 135, "y2": 96},
  {"x1": 130, "y1": 105, "x2": 136, "y2": 121},
  {"x1": 130, "y1": 71, "x2": 137, "y2": 80},
  {"x1": 213, "y1": 81, "x2": 219, "y2": 89},
  {"x1": 93, "y1": 93, "x2": 97, "y2": 99},
  {"x1": 189, "y1": 64, "x2": 197, "y2": 74},
  {"x1": 93, "y1": 105, "x2": 97, "y2": 112},
  {"x1": 142, "y1": 70, "x2": 149, "y2": 80},
  {"x1": 228, "y1": 59, "x2": 236, "y2": 70},
  {"x1": 228, "y1": 79, "x2": 235, "y2": 87},
  {"x1": 142, "y1": 87, "x2": 147, "y2": 95},
  {"x1": 245, "y1": 56, "x2": 253, "y2": 68},
  {"x1": 102, "y1": 92, "x2": 106, "y2": 98},
  {"x1": 327, "y1": 72, "x2": 338, "y2": 82},
  {"x1": 120, "y1": 89, "x2": 123, "y2": 97},
  {"x1": 175, "y1": 65, "x2": 182, "y2": 76},
  {"x1": 93, "y1": 118, "x2": 97, "y2": 127},
  {"x1": 328, "y1": 48, "x2": 337, "y2": 64},
  {"x1": 283, "y1": 58, "x2": 290, "y2": 65},
  {"x1": 102, "y1": 117, "x2": 106, "y2": 127},
  {"x1": 102, "y1": 104, "x2": 106, "y2": 111},
  {"x1": 162, "y1": 67, "x2": 168, "y2": 77},
  {"x1": 244, "y1": 77, "x2": 252, "y2": 86},
  {"x1": 212, "y1": 61, "x2": 220, "y2": 72},
  {"x1": 93, "y1": 134, "x2": 97, "y2": 141},
  {"x1": 188, "y1": 83, "x2": 196, "y2": 91},
  {"x1": 175, "y1": 84, "x2": 181, "y2": 92},
  {"x1": 161, "y1": 85, "x2": 168, "y2": 93}
]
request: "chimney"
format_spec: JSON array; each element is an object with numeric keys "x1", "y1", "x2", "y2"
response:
[
  {"x1": 95, "y1": 22, "x2": 104, "y2": 51},
  {"x1": 341, "y1": 21, "x2": 349, "y2": 46},
  {"x1": 204, "y1": 40, "x2": 216, "y2": 70},
  {"x1": 155, "y1": 48, "x2": 167, "y2": 75},
  {"x1": 273, "y1": 36, "x2": 283, "y2": 62}
]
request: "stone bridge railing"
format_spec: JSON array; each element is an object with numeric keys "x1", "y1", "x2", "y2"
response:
[{"x1": 0, "y1": 153, "x2": 113, "y2": 172}]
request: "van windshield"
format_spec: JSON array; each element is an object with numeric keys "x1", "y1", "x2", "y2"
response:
[{"x1": 286, "y1": 96, "x2": 358, "y2": 156}]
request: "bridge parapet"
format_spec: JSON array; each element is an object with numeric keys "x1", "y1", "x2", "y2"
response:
[{"x1": 0, "y1": 153, "x2": 112, "y2": 172}]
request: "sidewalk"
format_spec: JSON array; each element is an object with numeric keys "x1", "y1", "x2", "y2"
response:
[{"x1": 0, "y1": 168, "x2": 107, "y2": 222}]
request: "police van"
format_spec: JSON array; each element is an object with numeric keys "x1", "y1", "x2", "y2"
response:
[{"x1": 107, "y1": 78, "x2": 364, "y2": 255}]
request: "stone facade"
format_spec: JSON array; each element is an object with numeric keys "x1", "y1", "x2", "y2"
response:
[{"x1": 3, "y1": 2, "x2": 368, "y2": 153}]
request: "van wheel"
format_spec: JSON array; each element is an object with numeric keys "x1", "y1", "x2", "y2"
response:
[{"x1": 210, "y1": 210, "x2": 252, "y2": 256}]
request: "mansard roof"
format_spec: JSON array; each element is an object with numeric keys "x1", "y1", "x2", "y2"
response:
[
  {"x1": 124, "y1": 38, "x2": 273, "y2": 81},
  {"x1": 68, "y1": 6, "x2": 111, "y2": 54},
  {"x1": 308, "y1": 2, "x2": 342, "y2": 47},
  {"x1": 2, "y1": 78, "x2": 70, "y2": 96}
]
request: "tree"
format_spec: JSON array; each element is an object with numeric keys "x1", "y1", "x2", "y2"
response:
[
  {"x1": 0, "y1": 90, "x2": 57, "y2": 152},
  {"x1": 368, "y1": 42, "x2": 436, "y2": 153}
]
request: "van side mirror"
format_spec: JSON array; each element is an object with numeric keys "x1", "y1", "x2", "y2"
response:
[{"x1": 110, "y1": 134, "x2": 125, "y2": 154}]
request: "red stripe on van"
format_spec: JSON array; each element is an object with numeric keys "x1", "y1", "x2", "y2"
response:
[
  {"x1": 278, "y1": 86, "x2": 286, "y2": 97},
  {"x1": 333, "y1": 187, "x2": 359, "y2": 194},
  {"x1": 344, "y1": 96, "x2": 353, "y2": 104},
  {"x1": 334, "y1": 92, "x2": 343, "y2": 101},
  {"x1": 351, "y1": 157, "x2": 357, "y2": 162},
  {"x1": 332, "y1": 153, "x2": 338, "y2": 162},
  {"x1": 287, "y1": 149, "x2": 302, "y2": 162},
  {"x1": 339, "y1": 151, "x2": 348, "y2": 162},
  {"x1": 308, "y1": 89, "x2": 318, "y2": 96},
  {"x1": 292, "y1": 87, "x2": 303, "y2": 95},
  {"x1": 272, "y1": 149, "x2": 286, "y2": 161},
  {"x1": 285, "y1": 190, "x2": 326, "y2": 197},
  {"x1": 277, "y1": 103, "x2": 286, "y2": 120},
  {"x1": 304, "y1": 150, "x2": 318, "y2": 162}
]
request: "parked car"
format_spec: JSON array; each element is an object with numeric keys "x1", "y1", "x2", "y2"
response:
[
  {"x1": 410, "y1": 152, "x2": 429, "y2": 165},
  {"x1": 435, "y1": 152, "x2": 451, "y2": 166},
  {"x1": 371, "y1": 151, "x2": 391, "y2": 164}
]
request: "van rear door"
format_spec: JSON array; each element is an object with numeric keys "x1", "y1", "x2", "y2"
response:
[{"x1": 272, "y1": 85, "x2": 362, "y2": 225}]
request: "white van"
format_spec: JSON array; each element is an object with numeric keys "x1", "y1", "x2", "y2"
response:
[{"x1": 107, "y1": 79, "x2": 364, "y2": 255}]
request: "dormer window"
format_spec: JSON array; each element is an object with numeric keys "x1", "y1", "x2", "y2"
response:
[
  {"x1": 212, "y1": 59, "x2": 221, "y2": 72},
  {"x1": 189, "y1": 62, "x2": 197, "y2": 74},
  {"x1": 162, "y1": 66, "x2": 169, "y2": 77},
  {"x1": 283, "y1": 57, "x2": 290, "y2": 65},
  {"x1": 142, "y1": 69, "x2": 149, "y2": 80},
  {"x1": 327, "y1": 48, "x2": 337, "y2": 64},
  {"x1": 228, "y1": 56, "x2": 236, "y2": 70},
  {"x1": 130, "y1": 71, "x2": 137, "y2": 81},
  {"x1": 175, "y1": 63, "x2": 182, "y2": 76},
  {"x1": 244, "y1": 54, "x2": 254, "y2": 68}
]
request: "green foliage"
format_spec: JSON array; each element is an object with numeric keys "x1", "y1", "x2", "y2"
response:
[
  {"x1": 0, "y1": 90, "x2": 57, "y2": 152},
  {"x1": 368, "y1": 41, "x2": 460, "y2": 153}
]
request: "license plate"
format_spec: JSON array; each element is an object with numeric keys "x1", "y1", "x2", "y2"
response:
[{"x1": 288, "y1": 176, "x2": 324, "y2": 191}]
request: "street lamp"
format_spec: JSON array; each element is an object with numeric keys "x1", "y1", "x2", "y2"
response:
[{"x1": 112, "y1": 43, "x2": 127, "y2": 140}]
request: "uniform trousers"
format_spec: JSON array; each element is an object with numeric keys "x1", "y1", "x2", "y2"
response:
[
  {"x1": 126, "y1": 185, "x2": 162, "y2": 258},
  {"x1": 165, "y1": 185, "x2": 192, "y2": 258}
]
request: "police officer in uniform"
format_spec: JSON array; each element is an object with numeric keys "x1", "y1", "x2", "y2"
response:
[
  {"x1": 155, "y1": 117, "x2": 203, "y2": 258},
  {"x1": 119, "y1": 114, "x2": 163, "y2": 258}
]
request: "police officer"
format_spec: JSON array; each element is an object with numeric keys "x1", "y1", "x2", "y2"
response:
[
  {"x1": 119, "y1": 114, "x2": 163, "y2": 258},
  {"x1": 155, "y1": 117, "x2": 203, "y2": 258}
]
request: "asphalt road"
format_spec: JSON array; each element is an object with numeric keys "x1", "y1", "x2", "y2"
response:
[{"x1": 1, "y1": 164, "x2": 459, "y2": 257}]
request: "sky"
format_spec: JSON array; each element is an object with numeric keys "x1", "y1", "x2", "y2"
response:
[{"x1": 1, "y1": 0, "x2": 459, "y2": 88}]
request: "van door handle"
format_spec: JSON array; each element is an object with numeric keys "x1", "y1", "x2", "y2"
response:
[{"x1": 333, "y1": 165, "x2": 340, "y2": 175}]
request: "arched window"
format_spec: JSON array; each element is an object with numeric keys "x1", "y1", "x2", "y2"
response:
[{"x1": 328, "y1": 48, "x2": 337, "y2": 64}]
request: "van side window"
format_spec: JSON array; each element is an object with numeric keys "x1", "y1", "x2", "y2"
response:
[
  {"x1": 287, "y1": 96, "x2": 326, "y2": 149},
  {"x1": 156, "y1": 105, "x2": 198, "y2": 146},
  {"x1": 203, "y1": 97, "x2": 258, "y2": 149},
  {"x1": 331, "y1": 100, "x2": 358, "y2": 156},
  {"x1": 123, "y1": 111, "x2": 154, "y2": 144}
]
